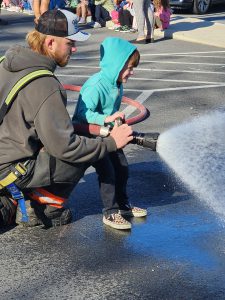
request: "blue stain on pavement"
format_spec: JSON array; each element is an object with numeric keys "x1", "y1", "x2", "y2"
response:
[{"x1": 126, "y1": 212, "x2": 222, "y2": 269}]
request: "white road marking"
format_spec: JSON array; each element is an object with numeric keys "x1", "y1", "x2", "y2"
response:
[
  {"x1": 70, "y1": 53, "x2": 224, "y2": 61},
  {"x1": 71, "y1": 56, "x2": 99, "y2": 60},
  {"x1": 127, "y1": 68, "x2": 225, "y2": 75},
  {"x1": 57, "y1": 74, "x2": 224, "y2": 85},
  {"x1": 65, "y1": 65, "x2": 225, "y2": 75},
  {"x1": 141, "y1": 60, "x2": 225, "y2": 66},
  {"x1": 122, "y1": 91, "x2": 153, "y2": 117},
  {"x1": 71, "y1": 51, "x2": 225, "y2": 60},
  {"x1": 72, "y1": 54, "x2": 225, "y2": 59},
  {"x1": 124, "y1": 83, "x2": 225, "y2": 93},
  {"x1": 141, "y1": 50, "x2": 225, "y2": 56},
  {"x1": 128, "y1": 77, "x2": 224, "y2": 84}
]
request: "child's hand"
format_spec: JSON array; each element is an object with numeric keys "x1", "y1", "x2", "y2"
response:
[{"x1": 104, "y1": 112, "x2": 125, "y2": 124}]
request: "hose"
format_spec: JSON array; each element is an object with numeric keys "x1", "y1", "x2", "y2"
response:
[
  {"x1": 63, "y1": 84, "x2": 149, "y2": 136},
  {"x1": 63, "y1": 84, "x2": 159, "y2": 151}
]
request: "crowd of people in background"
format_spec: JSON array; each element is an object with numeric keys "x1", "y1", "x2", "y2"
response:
[{"x1": 0, "y1": 0, "x2": 172, "y2": 43}]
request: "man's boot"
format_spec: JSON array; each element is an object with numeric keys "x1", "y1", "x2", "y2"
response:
[
  {"x1": 0, "y1": 195, "x2": 17, "y2": 226},
  {"x1": 44, "y1": 205, "x2": 72, "y2": 227},
  {"x1": 25, "y1": 188, "x2": 72, "y2": 227},
  {"x1": 16, "y1": 199, "x2": 72, "y2": 228},
  {"x1": 15, "y1": 199, "x2": 44, "y2": 227},
  {"x1": 15, "y1": 187, "x2": 72, "y2": 227}
]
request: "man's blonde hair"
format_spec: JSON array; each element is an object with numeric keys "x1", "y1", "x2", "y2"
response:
[{"x1": 26, "y1": 30, "x2": 48, "y2": 55}]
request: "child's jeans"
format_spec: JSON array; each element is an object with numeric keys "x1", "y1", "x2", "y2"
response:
[
  {"x1": 92, "y1": 149, "x2": 130, "y2": 217},
  {"x1": 95, "y1": 4, "x2": 111, "y2": 26}
]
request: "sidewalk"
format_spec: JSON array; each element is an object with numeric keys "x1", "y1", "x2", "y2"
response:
[{"x1": 154, "y1": 15, "x2": 225, "y2": 48}]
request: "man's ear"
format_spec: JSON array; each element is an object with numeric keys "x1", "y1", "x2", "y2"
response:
[{"x1": 45, "y1": 36, "x2": 55, "y2": 51}]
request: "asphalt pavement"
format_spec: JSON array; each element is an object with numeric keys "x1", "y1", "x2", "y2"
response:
[{"x1": 1, "y1": 9, "x2": 225, "y2": 300}]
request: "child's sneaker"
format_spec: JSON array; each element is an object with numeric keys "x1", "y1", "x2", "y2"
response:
[
  {"x1": 103, "y1": 213, "x2": 131, "y2": 230},
  {"x1": 129, "y1": 28, "x2": 137, "y2": 33},
  {"x1": 108, "y1": 24, "x2": 119, "y2": 30},
  {"x1": 114, "y1": 26, "x2": 122, "y2": 32},
  {"x1": 106, "y1": 20, "x2": 115, "y2": 29},
  {"x1": 120, "y1": 25, "x2": 130, "y2": 33},
  {"x1": 7, "y1": 5, "x2": 20, "y2": 12},
  {"x1": 78, "y1": 17, "x2": 86, "y2": 24},
  {"x1": 92, "y1": 22, "x2": 102, "y2": 28},
  {"x1": 119, "y1": 205, "x2": 147, "y2": 218}
]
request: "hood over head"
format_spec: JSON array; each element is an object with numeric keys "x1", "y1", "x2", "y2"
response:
[
  {"x1": 2, "y1": 45, "x2": 56, "y2": 73},
  {"x1": 99, "y1": 37, "x2": 137, "y2": 85}
]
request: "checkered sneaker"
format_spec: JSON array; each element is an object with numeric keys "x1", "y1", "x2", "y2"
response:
[
  {"x1": 120, "y1": 25, "x2": 131, "y2": 33},
  {"x1": 103, "y1": 213, "x2": 131, "y2": 230},
  {"x1": 119, "y1": 206, "x2": 147, "y2": 218}
]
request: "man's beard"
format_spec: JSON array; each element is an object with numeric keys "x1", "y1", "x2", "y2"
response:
[{"x1": 52, "y1": 50, "x2": 70, "y2": 67}]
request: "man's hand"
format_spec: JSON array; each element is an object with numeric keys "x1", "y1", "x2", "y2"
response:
[
  {"x1": 110, "y1": 122, "x2": 133, "y2": 149},
  {"x1": 104, "y1": 111, "x2": 125, "y2": 124}
]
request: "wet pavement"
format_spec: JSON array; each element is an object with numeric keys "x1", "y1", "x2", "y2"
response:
[{"x1": 1, "y1": 151, "x2": 225, "y2": 299}]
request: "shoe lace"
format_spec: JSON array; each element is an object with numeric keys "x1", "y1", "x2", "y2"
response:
[{"x1": 112, "y1": 213, "x2": 127, "y2": 223}]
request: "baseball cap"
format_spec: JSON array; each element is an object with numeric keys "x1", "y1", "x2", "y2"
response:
[{"x1": 35, "y1": 9, "x2": 90, "y2": 42}]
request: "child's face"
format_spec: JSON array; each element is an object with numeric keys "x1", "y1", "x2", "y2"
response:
[{"x1": 117, "y1": 61, "x2": 134, "y2": 84}]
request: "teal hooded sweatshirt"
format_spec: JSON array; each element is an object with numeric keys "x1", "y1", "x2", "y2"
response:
[{"x1": 73, "y1": 37, "x2": 137, "y2": 126}]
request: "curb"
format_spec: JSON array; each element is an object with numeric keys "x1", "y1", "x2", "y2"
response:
[{"x1": 154, "y1": 16, "x2": 225, "y2": 48}]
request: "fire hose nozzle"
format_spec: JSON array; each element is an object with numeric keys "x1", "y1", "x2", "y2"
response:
[
  {"x1": 73, "y1": 119, "x2": 159, "y2": 151},
  {"x1": 131, "y1": 132, "x2": 160, "y2": 151},
  {"x1": 115, "y1": 117, "x2": 159, "y2": 151}
]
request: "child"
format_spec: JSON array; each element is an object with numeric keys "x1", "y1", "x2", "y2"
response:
[
  {"x1": 91, "y1": 0, "x2": 114, "y2": 28},
  {"x1": 73, "y1": 37, "x2": 147, "y2": 230},
  {"x1": 33, "y1": 0, "x2": 66, "y2": 24},
  {"x1": 116, "y1": 0, "x2": 135, "y2": 32},
  {"x1": 153, "y1": 0, "x2": 171, "y2": 30},
  {"x1": 76, "y1": 0, "x2": 91, "y2": 24}
]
